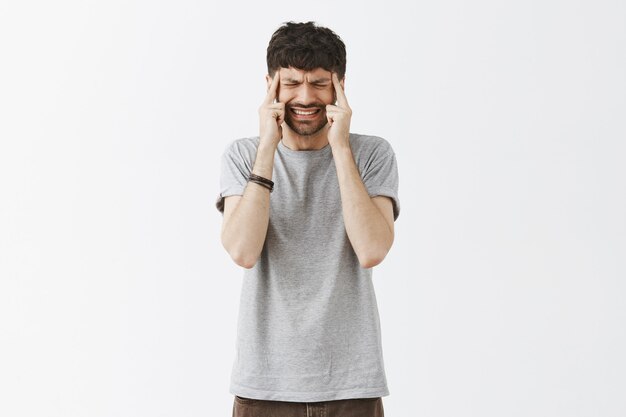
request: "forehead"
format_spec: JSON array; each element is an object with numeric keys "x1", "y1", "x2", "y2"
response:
[{"x1": 279, "y1": 67, "x2": 331, "y2": 81}]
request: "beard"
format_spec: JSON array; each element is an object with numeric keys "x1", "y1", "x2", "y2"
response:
[{"x1": 284, "y1": 104, "x2": 329, "y2": 136}]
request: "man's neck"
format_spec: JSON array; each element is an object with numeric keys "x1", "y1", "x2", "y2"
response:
[{"x1": 280, "y1": 125, "x2": 330, "y2": 151}]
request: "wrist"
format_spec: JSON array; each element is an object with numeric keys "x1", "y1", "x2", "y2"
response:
[
  {"x1": 253, "y1": 141, "x2": 277, "y2": 178},
  {"x1": 330, "y1": 140, "x2": 352, "y2": 155},
  {"x1": 259, "y1": 136, "x2": 280, "y2": 149}
]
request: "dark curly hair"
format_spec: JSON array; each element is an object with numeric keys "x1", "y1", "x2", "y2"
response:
[{"x1": 266, "y1": 21, "x2": 347, "y2": 80}]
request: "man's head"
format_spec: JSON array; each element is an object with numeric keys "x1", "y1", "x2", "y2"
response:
[{"x1": 265, "y1": 21, "x2": 347, "y2": 137}]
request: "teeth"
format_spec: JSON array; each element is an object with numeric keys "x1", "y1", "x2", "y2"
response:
[{"x1": 293, "y1": 109, "x2": 317, "y2": 115}]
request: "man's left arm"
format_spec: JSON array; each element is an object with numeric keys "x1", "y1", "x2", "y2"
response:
[
  {"x1": 332, "y1": 145, "x2": 395, "y2": 268},
  {"x1": 326, "y1": 72, "x2": 395, "y2": 268}
]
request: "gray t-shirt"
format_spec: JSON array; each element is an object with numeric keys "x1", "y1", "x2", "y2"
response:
[{"x1": 216, "y1": 133, "x2": 400, "y2": 402}]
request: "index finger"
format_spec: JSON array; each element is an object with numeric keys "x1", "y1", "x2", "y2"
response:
[
  {"x1": 332, "y1": 72, "x2": 349, "y2": 108},
  {"x1": 264, "y1": 71, "x2": 280, "y2": 104}
]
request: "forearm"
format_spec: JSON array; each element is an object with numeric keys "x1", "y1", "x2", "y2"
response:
[
  {"x1": 332, "y1": 144, "x2": 393, "y2": 268},
  {"x1": 221, "y1": 142, "x2": 276, "y2": 267}
]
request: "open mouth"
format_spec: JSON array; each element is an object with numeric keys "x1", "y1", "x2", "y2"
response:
[{"x1": 290, "y1": 107, "x2": 321, "y2": 119}]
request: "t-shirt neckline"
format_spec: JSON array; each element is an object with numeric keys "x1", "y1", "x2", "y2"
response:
[{"x1": 277, "y1": 139, "x2": 333, "y2": 159}]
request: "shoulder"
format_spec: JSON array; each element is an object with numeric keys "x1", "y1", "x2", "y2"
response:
[
  {"x1": 349, "y1": 133, "x2": 396, "y2": 162},
  {"x1": 221, "y1": 136, "x2": 260, "y2": 160}
]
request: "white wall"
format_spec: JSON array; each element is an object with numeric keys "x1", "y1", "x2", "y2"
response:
[{"x1": 1, "y1": 0, "x2": 625, "y2": 416}]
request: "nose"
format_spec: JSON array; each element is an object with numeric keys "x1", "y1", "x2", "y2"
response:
[{"x1": 294, "y1": 84, "x2": 317, "y2": 106}]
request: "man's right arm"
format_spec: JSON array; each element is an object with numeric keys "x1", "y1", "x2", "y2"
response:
[
  {"x1": 220, "y1": 71, "x2": 283, "y2": 269},
  {"x1": 220, "y1": 142, "x2": 277, "y2": 269}
]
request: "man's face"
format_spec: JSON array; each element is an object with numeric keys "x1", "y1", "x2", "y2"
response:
[{"x1": 266, "y1": 67, "x2": 344, "y2": 137}]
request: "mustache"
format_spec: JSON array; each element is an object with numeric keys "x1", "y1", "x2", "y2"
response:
[{"x1": 288, "y1": 103, "x2": 325, "y2": 110}]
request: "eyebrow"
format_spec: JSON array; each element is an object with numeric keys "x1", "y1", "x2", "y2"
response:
[{"x1": 282, "y1": 78, "x2": 331, "y2": 84}]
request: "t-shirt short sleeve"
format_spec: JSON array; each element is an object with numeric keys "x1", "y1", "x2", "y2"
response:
[
  {"x1": 361, "y1": 149, "x2": 401, "y2": 221},
  {"x1": 215, "y1": 140, "x2": 252, "y2": 214}
]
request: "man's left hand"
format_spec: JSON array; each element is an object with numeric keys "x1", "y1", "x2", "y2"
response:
[{"x1": 326, "y1": 72, "x2": 352, "y2": 149}]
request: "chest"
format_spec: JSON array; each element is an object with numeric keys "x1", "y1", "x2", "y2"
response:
[{"x1": 268, "y1": 157, "x2": 344, "y2": 238}]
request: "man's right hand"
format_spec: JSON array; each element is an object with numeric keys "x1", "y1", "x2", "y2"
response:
[
  {"x1": 258, "y1": 71, "x2": 284, "y2": 147},
  {"x1": 222, "y1": 72, "x2": 282, "y2": 269}
]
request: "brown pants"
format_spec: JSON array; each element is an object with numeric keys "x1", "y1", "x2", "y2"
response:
[{"x1": 232, "y1": 395, "x2": 384, "y2": 417}]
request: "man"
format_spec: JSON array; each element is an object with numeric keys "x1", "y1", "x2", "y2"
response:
[{"x1": 216, "y1": 21, "x2": 400, "y2": 417}]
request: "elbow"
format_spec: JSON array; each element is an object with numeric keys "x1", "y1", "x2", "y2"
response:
[
  {"x1": 357, "y1": 235, "x2": 393, "y2": 269},
  {"x1": 232, "y1": 254, "x2": 257, "y2": 269},
  {"x1": 358, "y1": 251, "x2": 387, "y2": 269},
  {"x1": 221, "y1": 236, "x2": 259, "y2": 269},
  {"x1": 228, "y1": 246, "x2": 259, "y2": 268},
  {"x1": 357, "y1": 239, "x2": 393, "y2": 269},
  {"x1": 227, "y1": 249, "x2": 258, "y2": 269}
]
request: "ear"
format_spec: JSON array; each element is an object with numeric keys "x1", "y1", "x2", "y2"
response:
[{"x1": 265, "y1": 74, "x2": 272, "y2": 92}]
